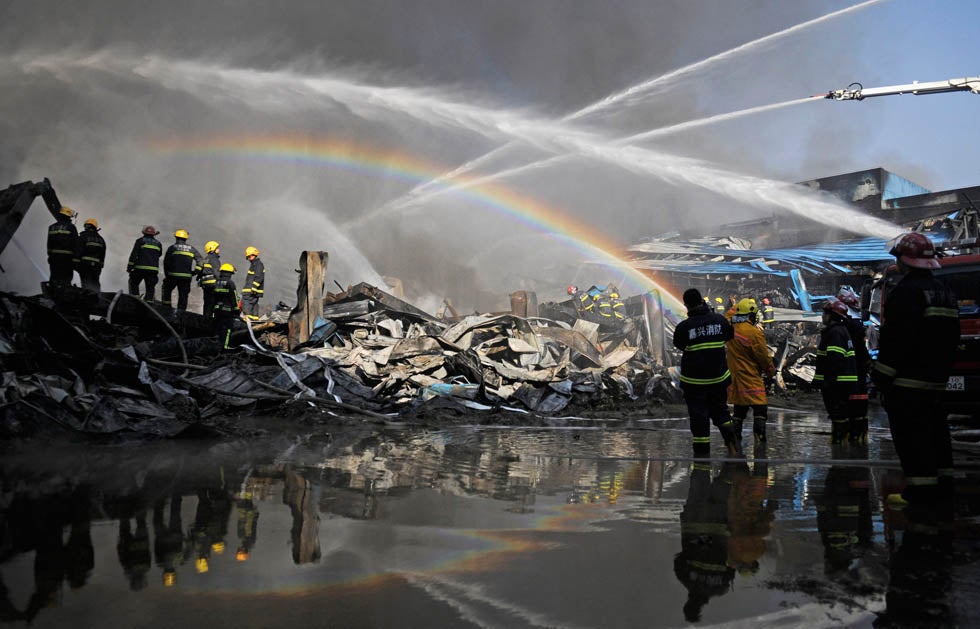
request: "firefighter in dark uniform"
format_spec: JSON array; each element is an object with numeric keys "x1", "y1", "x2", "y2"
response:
[
  {"x1": 674, "y1": 461, "x2": 736, "y2": 622},
  {"x1": 46, "y1": 206, "x2": 78, "y2": 288},
  {"x1": 162, "y1": 229, "x2": 203, "y2": 311},
  {"x1": 127, "y1": 225, "x2": 162, "y2": 300},
  {"x1": 241, "y1": 246, "x2": 265, "y2": 321},
  {"x1": 814, "y1": 298, "x2": 858, "y2": 446},
  {"x1": 76, "y1": 218, "x2": 106, "y2": 293},
  {"x1": 199, "y1": 240, "x2": 221, "y2": 321},
  {"x1": 837, "y1": 287, "x2": 871, "y2": 444},
  {"x1": 213, "y1": 263, "x2": 240, "y2": 348},
  {"x1": 872, "y1": 232, "x2": 959, "y2": 507},
  {"x1": 673, "y1": 288, "x2": 740, "y2": 457},
  {"x1": 761, "y1": 298, "x2": 775, "y2": 329}
]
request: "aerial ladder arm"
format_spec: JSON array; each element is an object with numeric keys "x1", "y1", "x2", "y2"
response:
[
  {"x1": 822, "y1": 77, "x2": 980, "y2": 101},
  {"x1": 0, "y1": 178, "x2": 64, "y2": 260}
]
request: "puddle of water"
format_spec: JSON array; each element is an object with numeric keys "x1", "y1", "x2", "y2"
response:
[{"x1": 2, "y1": 409, "x2": 978, "y2": 628}]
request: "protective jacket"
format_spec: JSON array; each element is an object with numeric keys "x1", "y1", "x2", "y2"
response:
[
  {"x1": 77, "y1": 228, "x2": 106, "y2": 269},
  {"x1": 199, "y1": 252, "x2": 220, "y2": 287},
  {"x1": 726, "y1": 318, "x2": 775, "y2": 405},
  {"x1": 814, "y1": 320, "x2": 857, "y2": 391},
  {"x1": 127, "y1": 235, "x2": 162, "y2": 273},
  {"x1": 673, "y1": 302, "x2": 734, "y2": 388},
  {"x1": 842, "y1": 317, "x2": 870, "y2": 392},
  {"x1": 47, "y1": 217, "x2": 78, "y2": 263},
  {"x1": 872, "y1": 269, "x2": 959, "y2": 392},
  {"x1": 163, "y1": 241, "x2": 202, "y2": 279},
  {"x1": 761, "y1": 304, "x2": 775, "y2": 325},
  {"x1": 213, "y1": 273, "x2": 240, "y2": 314},
  {"x1": 242, "y1": 257, "x2": 265, "y2": 296}
]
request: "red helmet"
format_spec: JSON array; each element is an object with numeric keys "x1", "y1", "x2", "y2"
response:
[
  {"x1": 889, "y1": 232, "x2": 940, "y2": 269},
  {"x1": 823, "y1": 298, "x2": 848, "y2": 320},
  {"x1": 567, "y1": 285, "x2": 578, "y2": 295},
  {"x1": 836, "y1": 287, "x2": 860, "y2": 310}
]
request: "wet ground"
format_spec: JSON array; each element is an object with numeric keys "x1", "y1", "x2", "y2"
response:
[{"x1": 3, "y1": 402, "x2": 980, "y2": 628}]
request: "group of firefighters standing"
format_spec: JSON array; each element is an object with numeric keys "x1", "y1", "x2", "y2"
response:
[
  {"x1": 45, "y1": 208, "x2": 267, "y2": 347},
  {"x1": 674, "y1": 231, "x2": 960, "y2": 509}
]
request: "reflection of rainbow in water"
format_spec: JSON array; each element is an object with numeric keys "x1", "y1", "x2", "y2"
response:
[{"x1": 146, "y1": 135, "x2": 686, "y2": 319}]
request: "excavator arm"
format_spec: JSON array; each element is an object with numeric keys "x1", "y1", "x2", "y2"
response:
[
  {"x1": 0, "y1": 178, "x2": 63, "y2": 261},
  {"x1": 823, "y1": 77, "x2": 980, "y2": 101}
]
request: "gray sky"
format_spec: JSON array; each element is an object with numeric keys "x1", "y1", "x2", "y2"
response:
[{"x1": 1, "y1": 0, "x2": 976, "y2": 309}]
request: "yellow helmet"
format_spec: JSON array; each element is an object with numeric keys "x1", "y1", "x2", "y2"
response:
[
  {"x1": 714, "y1": 297, "x2": 723, "y2": 303},
  {"x1": 163, "y1": 570, "x2": 177, "y2": 587},
  {"x1": 212, "y1": 541, "x2": 225, "y2": 555},
  {"x1": 735, "y1": 298, "x2": 758, "y2": 315},
  {"x1": 175, "y1": 229, "x2": 189, "y2": 239},
  {"x1": 195, "y1": 557, "x2": 209, "y2": 574},
  {"x1": 219, "y1": 263, "x2": 236, "y2": 273},
  {"x1": 236, "y1": 548, "x2": 250, "y2": 562},
  {"x1": 245, "y1": 246, "x2": 260, "y2": 257},
  {"x1": 83, "y1": 218, "x2": 99, "y2": 229},
  {"x1": 59, "y1": 206, "x2": 76, "y2": 218},
  {"x1": 204, "y1": 240, "x2": 220, "y2": 254}
]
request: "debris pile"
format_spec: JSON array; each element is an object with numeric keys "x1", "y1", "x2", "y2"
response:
[{"x1": 0, "y1": 278, "x2": 683, "y2": 439}]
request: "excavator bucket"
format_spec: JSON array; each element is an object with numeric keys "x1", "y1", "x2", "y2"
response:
[{"x1": 0, "y1": 178, "x2": 63, "y2": 259}]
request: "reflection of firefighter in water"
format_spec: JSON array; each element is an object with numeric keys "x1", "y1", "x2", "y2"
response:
[
  {"x1": 816, "y1": 466, "x2": 874, "y2": 576},
  {"x1": 186, "y1": 487, "x2": 233, "y2": 574},
  {"x1": 22, "y1": 490, "x2": 95, "y2": 622},
  {"x1": 117, "y1": 509, "x2": 152, "y2": 591},
  {"x1": 674, "y1": 462, "x2": 736, "y2": 623},
  {"x1": 727, "y1": 452, "x2": 776, "y2": 577},
  {"x1": 876, "y1": 502, "x2": 953, "y2": 627},
  {"x1": 236, "y1": 487, "x2": 259, "y2": 562},
  {"x1": 153, "y1": 495, "x2": 184, "y2": 587}
]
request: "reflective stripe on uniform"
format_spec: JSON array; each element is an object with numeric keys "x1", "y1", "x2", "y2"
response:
[
  {"x1": 685, "y1": 341, "x2": 727, "y2": 352},
  {"x1": 680, "y1": 370, "x2": 731, "y2": 385}
]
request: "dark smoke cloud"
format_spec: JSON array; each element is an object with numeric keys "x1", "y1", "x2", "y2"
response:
[{"x1": 0, "y1": 1, "x2": 879, "y2": 308}]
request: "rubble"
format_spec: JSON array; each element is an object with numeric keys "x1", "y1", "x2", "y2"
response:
[{"x1": 0, "y1": 266, "x2": 689, "y2": 440}]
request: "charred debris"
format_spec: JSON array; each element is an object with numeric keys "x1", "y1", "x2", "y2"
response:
[{"x1": 1, "y1": 250, "x2": 699, "y2": 440}]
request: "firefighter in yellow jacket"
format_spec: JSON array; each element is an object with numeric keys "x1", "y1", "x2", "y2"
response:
[{"x1": 726, "y1": 298, "x2": 776, "y2": 443}]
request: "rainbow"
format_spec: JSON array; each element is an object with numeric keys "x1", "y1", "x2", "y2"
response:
[{"x1": 146, "y1": 135, "x2": 686, "y2": 318}]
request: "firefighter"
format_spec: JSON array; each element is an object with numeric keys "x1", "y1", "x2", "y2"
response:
[
  {"x1": 814, "y1": 298, "x2": 858, "y2": 446},
  {"x1": 127, "y1": 226, "x2": 162, "y2": 300},
  {"x1": 199, "y1": 240, "x2": 221, "y2": 320},
  {"x1": 761, "y1": 298, "x2": 775, "y2": 329},
  {"x1": 241, "y1": 246, "x2": 265, "y2": 321},
  {"x1": 76, "y1": 218, "x2": 106, "y2": 293},
  {"x1": 727, "y1": 459, "x2": 776, "y2": 578},
  {"x1": 673, "y1": 288, "x2": 740, "y2": 457},
  {"x1": 607, "y1": 284, "x2": 626, "y2": 320},
  {"x1": 837, "y1": 287, "x2": 871, "y2": 445},
  {"x1": 46, "y1": 206, "x2": 78, "y2": 289},
  {"x1": 213, "y1": 262, "x2": 240, "y2": 349},
  {"x1": 726, "y1": 298, "x2": 777, "y2": 443},
  {"x1": 713, "y1": 296, "x2": 725, "y2": 315},
  {"x1": 162, "y1": 229, "x2": 203, "y2": 311},
  {"x1": 872, "y1": 232, "x2": 959, "y2": 507}
]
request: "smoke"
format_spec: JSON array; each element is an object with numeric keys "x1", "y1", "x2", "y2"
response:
[{"x1": 0, "y1": 1, "x2": 887, "y2": 308}]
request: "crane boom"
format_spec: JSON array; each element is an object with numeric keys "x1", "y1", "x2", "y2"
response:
[{"x1": 823, "y1": 77, "x2": 980, "y2": 101}]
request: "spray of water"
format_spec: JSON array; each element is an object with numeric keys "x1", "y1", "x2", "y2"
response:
[
  {"x1": 19, "y1": 49, "x2": 900, "y2": 240},
  {"x1": 357, "y1": 0, "x2": 888, "y2": 220}
]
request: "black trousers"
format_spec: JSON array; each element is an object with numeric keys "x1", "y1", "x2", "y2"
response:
[
  {"x1": 48, "y1": 257, "x2": 74, "y2": 287},
  {"x1": 162, "y1": 276, "x2": 192, "y2": 310},
  {"x1": 213, "y1": 312, "x2": 237, "y2": 349},
  {"x1": 78, "y1": 265, "x2": 101, "y2": 292},
  {"x1": 242, "y1": 292, "x2": 261, "y2": 319},
  {"x1": 129, "y1": 270, "x2": 158, "y2": 300},
  {"x1": 884, "y1": 387, "x2": 953, "y2": 498},
  {"x1": 201, "y1": 286, "x2": 216, "y2": 320},
  {"x1": 683, "y1": 383, "x2": 734, "y2": 454}
]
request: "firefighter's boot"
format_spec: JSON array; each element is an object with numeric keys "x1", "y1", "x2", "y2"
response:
[
  {"x1": 732, "y1": 417, "x2": 744, "y2": 442},
  {"x1": 753, "y1": 416, "x2": 767, "y2": 443},
  {"x1": 721, "y1": 422, "x2": 743, "y2": 458},
  {"x1": 830, "y1": 419, "x2": 848, "y2": 445},
  {"x1": 848, "y1": 417, "x2": 868, "y2": 446}
]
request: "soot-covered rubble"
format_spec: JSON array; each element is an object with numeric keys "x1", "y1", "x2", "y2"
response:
[{"x1": 2, "y1": 250, "x2": 842, "y2": 442}]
